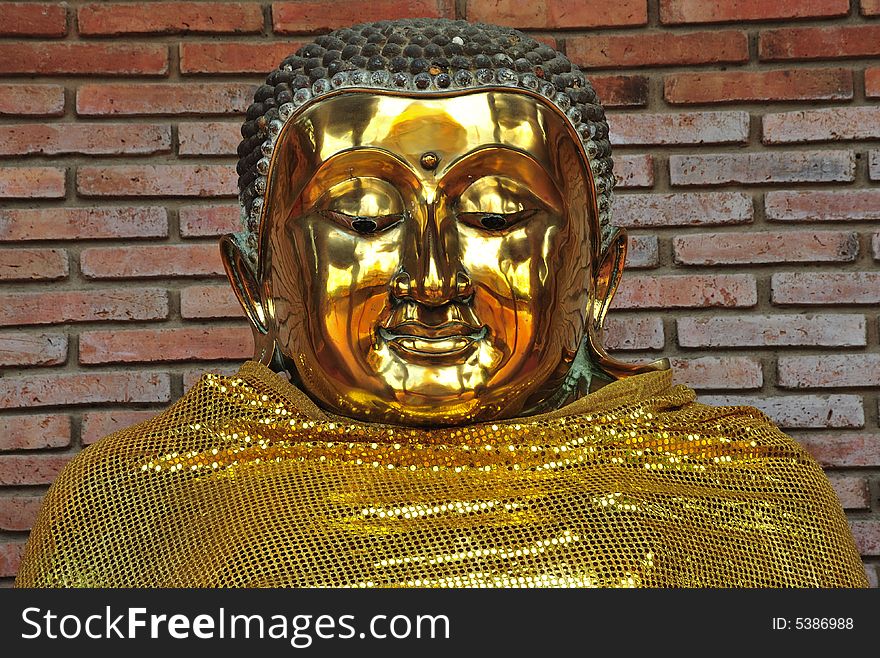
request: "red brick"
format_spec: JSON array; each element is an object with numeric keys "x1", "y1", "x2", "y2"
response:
[
  {"x1": 665, "y1": 68, "x2": 852, "y2": 104},
  {"x1": 671, "y1": 356, "x2": 763, "y2": 390},
  {"x1": 0, "y1": 332, "x2": 68, "y2": 368},
  {"x1": 589, "y1": 75, "x2": 649, "y2": 108},
  {"x1": 827, "y1": 475, "x2": 871, "y2": 510},
  {"x1": 763, "y1": 107, "x2": 880, "y2": 144},
  {"x1": 778, "y1": 355, "x2": 880, "y2": 389},
  {"x1": 183, "y1": 365, "x2": 242, "y2": 390},
  {"x1": 697, "y1": 394, "x2": 864, "y2": 429},
  {"x1": 0, "y1": 371, "x2": 171, "y2": 410},
  {"x1": 864, "y1": 0, "x2": 880, "y2": 15},
  {"x1": 794, "y1": 432, "x2": 880, "y2": 468},
  {"x1": 660, "y1": 0, "x2": 849, "y2": 24},
  {"x1": 80, "y1": 326, "x2": 253, "y2": 364},
  {"x1": 670, "y1": 151, "x2": 855, "y2": 186},
  {"x1": 180, "y1": 284, "x2": 243, "y2": 318},
  {"x1": 81, "y1": 410, "x2": 163, "y2": 445},
  {"x1": 78, "y1": 2, "x2": 263, "y2": 36},
  {"x1": 178, "y1": 122, "x2": 240, "y2": 156},
  {"x1": 568, "y1": 30, "x2": 748, "y2": 69},
  {"x1": 603, "y1": 315, "x2": 664, "y2": 351},
  {"x1": 673, "y1": 230, "x2": 858, "y2": 266},
  {"x1": 0, "y1": 84, "x2": 65, "y2": 117},
  {"x1": 0, "y1": 167, "x2": 65, "y2": 199},
  {"x1": 866, "y1": 67, "x2": 880, "y2": 98},
  {"x1": 0, "y1": 496, "x2": 44, "y2": 532},
  {"x1": 272, "y1": 0, "x2": 454, "y2": 33},
  {"x1": 771, "y1": 272, "x2": 880, "y2": 305},
  {"x1": 180, "y1": 42, "x2": 305, "y2": 74},
  {"x1": 609, "y1": 111, "x2": 748, "y2": 146},
  {"x1": 467, "y1": 0, "x2": 646, "y2": 28},
  {"x1": 0, "y1": 289, "x2": 169, "y2": 327},
  {"x1": 179, "y1": 205, "x2": 240, "y2": 238},
  {"x1": 77, "y1": 165, "x2": 237, "y2": 198},
  {"x1": 0, "y1": 542, "x2": 25, "y2": 579},
  {"x1": 0, "y1": 124, "x2": 170, "y2": 156},
  {"x1": 80, "y1": 244, "x2": 224, "y2": 279},
  {"x1": 76, "y1": 83, "x2": 254, "y2": 116},
  {"x1": 613, "y1": 192, "x2": 753, "y2": 228},
  {"x1": 0, "y1": 248, "x2": 68, "y2": 281},
  {"x1": 766, "y1": 190, "x2": 880, "y2": 222},
  {"x1": 624, "y1": 235, "x2": 658, "y2": 269},
  {"x1": 869, "y1": 150, "x2": 880, "y2": 180},
  {"x1": 760, "y1": 26, "x2": 880, "y2": 61},
  {"x1": 0, "y1": 415, "x2": 70, "y2": 450},
  {"x1": 1, "y1": 3, "x2": 67, "y2": 37},
  {"x1": 0, "y1": 456, "x2": 72, "y2": 486},
  {"x1": 677, "y1": 314, "x2": 866, "y2": 348},
  {"x1": 0, "y1": 43, "x2": 168, "y2": 76},
  {"x1": 614, "y1": 155, "x2": 653, "y2": 188},
  {"x1": 613, "y1": 274, "x2": 757, "y2": 309},
  {"x1": 0, "y1": 207, "x2": 168, "y2": 241},
  {"x1": 850, "y1": 521, "x2": 880, "y2": 556}
]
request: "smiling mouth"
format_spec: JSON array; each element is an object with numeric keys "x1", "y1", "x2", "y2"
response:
[{"x1": 378, "y1": 323, "x2": 488, "y2": 358}]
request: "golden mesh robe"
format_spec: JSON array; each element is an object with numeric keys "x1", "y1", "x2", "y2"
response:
[{"x1": 16, "y1": 361, "x2": 866, "y2": 588}]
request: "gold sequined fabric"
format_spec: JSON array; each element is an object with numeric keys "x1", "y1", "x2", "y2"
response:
[{"x1": 16, "y1": 361, "x2": 866, "y2": 588}]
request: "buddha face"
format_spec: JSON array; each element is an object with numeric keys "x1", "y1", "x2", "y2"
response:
[{"x1": 231, "y1": 90, "x2": 607, "y2": 426}]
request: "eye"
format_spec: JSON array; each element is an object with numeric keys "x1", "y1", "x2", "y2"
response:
[
  {"x1": 319, "y1": 209, "x2": 404, "y2": 235},
  {"x1": 457, "y1": 209, "x2": 538, "y2": 233}
]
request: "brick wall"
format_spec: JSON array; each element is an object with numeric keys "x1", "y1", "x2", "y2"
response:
[{"x1": 0, "y1": 0, "x2": 878, "y2": 586}]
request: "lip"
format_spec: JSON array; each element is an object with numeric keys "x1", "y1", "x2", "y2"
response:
[{"x1": 378, "y1": 324, "x2": 487, "y2": 358}]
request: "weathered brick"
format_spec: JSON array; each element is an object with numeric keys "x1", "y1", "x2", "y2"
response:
[
  {"x1": 794, "y1": 432, "x2": 880, "y2": 468},
  {"x1": 180, "y1": 285, "x2": 243, "y2": 319},
  {"x1": 873, "y1": 231, "x2": 880, "y2": 261},
  {"x1": 80, "y1": 326, "x2": 253, "y2": 364},
  {"x1": 670, "y1": 356, "x2": 763, "y2": 390},
  {"x1": 865, "y1": 0, "x2": 880, "y2": 15},
  {"x1": 179, "y1": 205, "x2": 240, "y2": 237},
  {"x1": 568, "y1": 30, "x2": 748, "y2": 69},
  {"x1": 80, "y1": 244, "x2": 224, "y2": 279},
  {"x1": 613, "y1": 274, "x2": 757, "y2": 309},
  {"x1": 467, "y1": 0, "x2": 646, "y2": 28},
  {"x1": 0, "y1": 289, "x2": 169, "y2": 327},
  {"x1": 614, "y1": 155, "x2": 653, "y2": 188},
  {"x1": 0, "y1": 332, "x2": 67, "y2": 367},
  {"x1": 0, "y1": 542, "x2": 25, "y2": 579},
  {"x1": 850, "y1": 521, "x2": 880, "y2": 556},
  {"x1": 0, "y1": 207, "x2": 168, "y2": 241},
  {"x1": 869, "y1": 150, "x2": 880, "y2": 180},
  {"x1": 827, "y1": 474, "x2": 871, "y2": 510},
  {"x1": 273, "y1": 0, "x2": 454, "y2": 33},
  {"x1": 760, "y1": 25, "x2": 880, "y2": 61},
  {"x1": 665, "y1": 68, "x2": 852, "y2": 104},
  {"x1": 76, "y1": 83, "x2": 254, "y2": 116},
  {"x1": 0, "y1": 43, "x2": 168, "y2": 76},
  {"x1": 624, "y1": 235, "x2": 658, "y2": 269},
  {"x1": 589, "y1": 75, "x2": 649, "y2": 108},
  {"x1": 0, "y1": 496, "x2": 44, "y2": 532},
  {"x1": 771, "y1": 272, "x2": 880, "y2": 305},
  {"x1": 0, "y1": 167, "x2": 65, "y2": 199},
  {"x1": 180, "y1": 42, "x2": 305, "y2": 74},
  {"x1": 670, "y1": 151, "x2": 855, "y2": 186},
  {"x1": 0, "y1": 415, "x2": 70, "y2": 450},
  {"x1": 0, "y1": 248, "x2": 68, "y2": 281},
  {"x1": 81, "y1": 410, "x2": 163, "y2": 445},
  {"x1": 0, "y1": 371, "x2": 171, "y2": 409},
  {"x1": 0, "y1": 84, "x2": 65, "y2": 117},
  {"x1": 2, "y1": 3, "x2": 68, "y2": 37},
  {"x1": 766, "y1": 190, "x2": 880, "y2": 223},
  {"x1": 778, "y1": 355, "x2": 880, "y2": 389},
  {"x1": 603, "y1": 315, "x2": 664, "y2": 351},
  {"x1": 178, "y1": 122, "x2": 240, "y2": 156},
  {"x1": 613, "y1": 192, "x2": 753, "y2": 228},
  {"x1": 0, "y1": 456, "x2": 72, "y2": 486},
  {"x1": 866, "y1": 67, "x2": 880, "y2": 98},
  {"x1": 78, "y1": 2, "x2": 263, "y2": 36},
  {"x1": 183, "y1": 365, "x2": 242, "y2": 390},
  {"x1": 697, "y1": 394, "x2": 864, "y2": 429},
  {"x1": 77, "y1": 165, "x2": 237, "y2": 197},
  {"x1": 0, "y1": 124, "x2": 170, "y2": 156},
  {"x1": 608, "y1": 111, "x2": 748, "y2": 146},
  {"x1": 763, "y1": 107, "x2": 880, "y2": 144},
  {"x1": 660, "y1": 0, "x2": 849, "y2": 24},
  {"x1": 673, "y1": 230, "x2": 858, "y2": 266},
  {"x1": 677, "y1": 314, "x2": 866, "y2": 348}
]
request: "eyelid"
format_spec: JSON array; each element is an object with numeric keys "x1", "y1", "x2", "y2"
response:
[
  {"x1": 318, "y1": 209, "x2": 405, "y2": 234},
  {"x1": 457, "y1": 208, "x2": 539, "y2": 232}
]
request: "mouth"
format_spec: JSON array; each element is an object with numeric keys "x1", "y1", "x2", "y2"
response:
[{"x1": 378, "y1": 322, "x2": 488, "y2": 359}]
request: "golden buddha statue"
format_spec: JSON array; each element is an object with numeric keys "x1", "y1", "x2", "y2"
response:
[{"x1": 17, "y1": 19, "x2": 866, "y2": 588}]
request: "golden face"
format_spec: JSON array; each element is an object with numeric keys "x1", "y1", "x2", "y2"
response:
[{"x1": 240, "y1": 90, "x2": 607, "y2": 425}]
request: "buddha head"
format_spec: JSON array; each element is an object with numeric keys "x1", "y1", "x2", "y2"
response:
[{"x1": 221, "y1": 18, "x2": 665, "y2": 426}]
